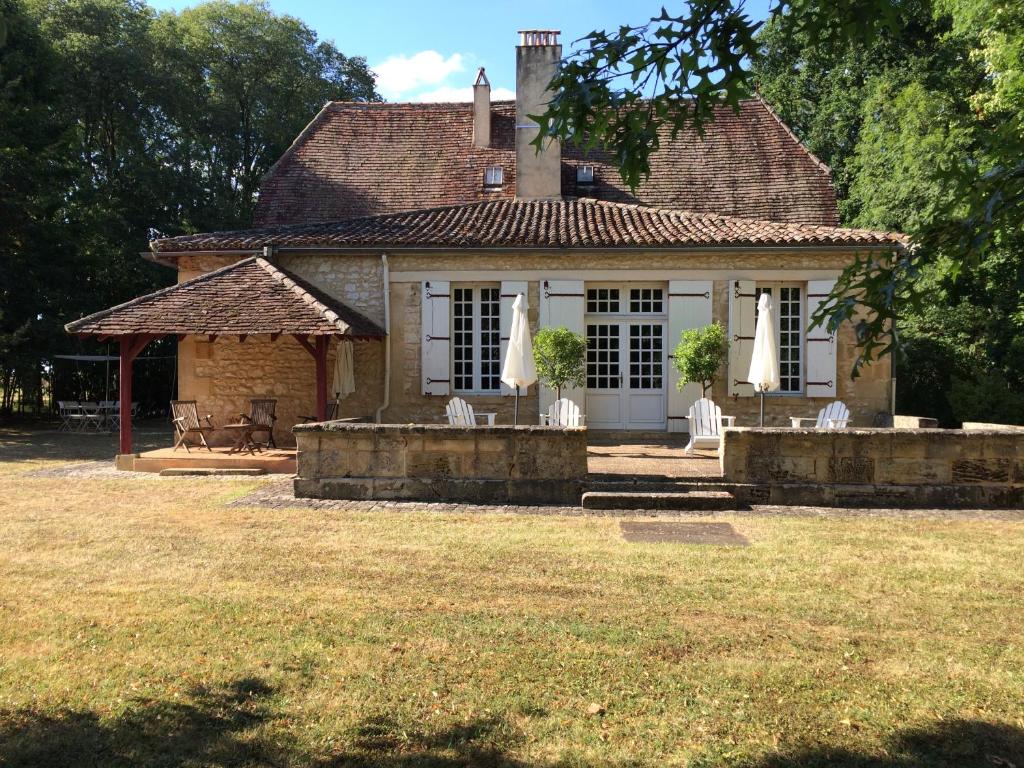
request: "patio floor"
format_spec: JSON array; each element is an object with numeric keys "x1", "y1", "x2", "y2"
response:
[
  {"x1": 586, "y1": 432, "x2": 721, "y2": 479},
  {"x1": 133, "y1": 446, "x2": 297, "y2": 474}
]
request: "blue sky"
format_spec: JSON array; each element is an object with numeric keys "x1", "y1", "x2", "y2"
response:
[{"x1": 147, "y1": 0, "x2": 774, "y2": 101}]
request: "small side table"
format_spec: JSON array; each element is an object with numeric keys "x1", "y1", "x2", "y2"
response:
[{"x1": 223, "y1": 422, "x2": 261, "y2": 455}]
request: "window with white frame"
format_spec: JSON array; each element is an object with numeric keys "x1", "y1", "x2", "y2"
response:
[
  {"x1": 452, "y1": 285, "x2": 501, "y2": 392},
  {"x1": 756, "y1": 283, "x2": 803, "y2": 393},
  {"x1": 483, "y1": 166, "x2": 504, "y2": 187}
]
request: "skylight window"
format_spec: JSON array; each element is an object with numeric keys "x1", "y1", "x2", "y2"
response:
[
  {"x1": 576, "y1": 164, "x2": 595, "y2": 184},
  {"x1": 483, "y1": 166, "x2": 504, "y2": 187}
]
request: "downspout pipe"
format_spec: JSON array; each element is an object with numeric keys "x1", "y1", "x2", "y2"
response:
[{"x1": 374, "y1": 252, "x2": 391, "y2": 423}]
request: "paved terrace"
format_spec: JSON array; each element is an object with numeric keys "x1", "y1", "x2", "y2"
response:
[{"x1": 586, "y1": 433, "x2": 721, "y2": 479}]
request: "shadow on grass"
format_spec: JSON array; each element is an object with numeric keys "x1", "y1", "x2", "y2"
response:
[
  {"x1": 744, "y1": 719, "x2": 1024, "y2": 768},
  {"x1": 1, "y1": 678, "x2": 1021, "y2": 767},
  {"x1": 0, "y1": 422, "x2": 171, "y2": 465}
]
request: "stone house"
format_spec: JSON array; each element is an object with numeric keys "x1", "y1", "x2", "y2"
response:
[{"x1": 68, "y1": 30, "x2": 905, "y2": 448}]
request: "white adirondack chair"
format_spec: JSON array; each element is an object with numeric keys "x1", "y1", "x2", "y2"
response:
[
  {"x1": 684, "y1": 397, "x2": 727, "y2": 455},
  {"x1": 541, "y1": 398, "x2": 585, "y2": 427},
  {"x1": 790, "y1": 401, "x2": 851, "y2": 429},
  {"x1": 445, "y1": 397, "x2": 495, "y2": 426}
]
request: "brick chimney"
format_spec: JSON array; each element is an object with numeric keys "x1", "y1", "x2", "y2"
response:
[
  {"x1": 472, "y1": 68, "x2": 491, "y2": 148},
  {"x1": 515, "y1": 30, "x2": 561, "y2": 199}
]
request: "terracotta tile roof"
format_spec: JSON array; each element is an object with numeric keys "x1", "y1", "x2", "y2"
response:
[
  {"x1": 65, "y1": 257, "x2": 385, "y2": 338},
  {"x1": 253, "y1": 97, "x2": 839, "y2": 228},
  {"x1": 153, "y1": 198, "x2": 906, "y2": 254}
]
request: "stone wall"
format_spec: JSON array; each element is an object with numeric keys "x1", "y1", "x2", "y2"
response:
[
  {"x1": 384, "y1": 279, "x2": 540, "y2": 426},
  {"x1": 175, "y1": 254, "x2": 385, "y2": 445},
  {"x1": 293, "y1": 422, "x2": 588, "y2": 504},
  {"x1": 720, "y1": 427, "x2": 1024, "y2": 507},
  {"x1": 173, "y1": 248, "x2": 894, "y2": 433}
]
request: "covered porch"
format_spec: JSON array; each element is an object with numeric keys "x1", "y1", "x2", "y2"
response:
[{"x1": 65, "y1": 256, "x2": 385, "y2": 468}]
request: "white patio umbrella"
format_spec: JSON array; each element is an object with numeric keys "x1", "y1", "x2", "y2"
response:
[
  {"x1": 500, "y1": 293, "x2": 536, "y2": 424},
  {"x1": 747, "y1": 292, "x2": 781, "y2": 426},
  {"x1": 333, "y1": 340, "x2": 355, "y2": 400}
]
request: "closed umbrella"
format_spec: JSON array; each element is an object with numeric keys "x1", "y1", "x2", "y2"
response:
[
  {"x1": 333, "y1": 340, "x2": 355, "y2": 399},
  {"x1": 500, "y1": 293, "x2": 536, "y2": 425},
  {"x1": 747, "y1": 292, "x2": 780, "y2": 426}
]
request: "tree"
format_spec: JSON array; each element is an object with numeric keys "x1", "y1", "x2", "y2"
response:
[
  {"x1": 533, "y1": 1, "x2": 1024, "y2": 377},
  {"x1": 150, "y1": 0, "x2": 379, "y2": 229},
  {"x1": 532, "y1": 328, "x2": 586, "y2": 400},
  {"x1": 672, "y1": 323, "x2": 729, "y2": 397},
  {"x1": 754, "y1": 0, "x2": 1024, "y2": 421},
  {"x1": 0, "y1": 0, "x2": 379, "y2": 416}
]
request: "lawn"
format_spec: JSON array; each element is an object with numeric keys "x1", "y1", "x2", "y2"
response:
[{"x1": 0, "y1": 428, "x2": 1022, "y2": 767}]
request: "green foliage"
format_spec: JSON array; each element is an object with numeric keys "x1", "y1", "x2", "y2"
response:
[
  {"x1": 533, "y1": 1, "x2": 902, "y2": 190},
  {"x1": 536, "y1": 0, "x2": 1024, "y2": 393},
  {"x1": 0, "y1": 0, "x2": 378, "y2": 415},
  {"x1": 532, "y1": 327, "x2": 586, "y2": 400},
  {"x1": 672, "y1": 323, "x2": 729, "y2": 397},
  {"x1": 950, "y1": 370, "x2": 1024, "y2": 426},
  {"x1": 751, "y1": 0, "x2": 1024, "y2": 416}
]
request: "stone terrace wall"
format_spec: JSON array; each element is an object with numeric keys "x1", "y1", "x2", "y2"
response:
[
  {"x1": 293, "y1": 423, "x2": 587, "y2": 504},
  {"x1": 721, "y1": 427, "x2": 1024, "y2": 508}
]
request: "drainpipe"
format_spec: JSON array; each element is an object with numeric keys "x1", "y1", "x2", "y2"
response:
[{"x1": 374, "y1": 252, "x2": 391, "y2": 423}]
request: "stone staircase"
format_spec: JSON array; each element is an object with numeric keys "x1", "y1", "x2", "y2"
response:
[{"x1": 582, "y1": 476, "x2": 739, "y2": 513}]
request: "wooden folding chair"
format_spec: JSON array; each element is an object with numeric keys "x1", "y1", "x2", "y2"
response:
[
  {"x1": 241, "y1": 398, "x2": 278, "y2": 449},
  {"x1": 170, "y1": 400, "x2": 215, "y2": 452}
]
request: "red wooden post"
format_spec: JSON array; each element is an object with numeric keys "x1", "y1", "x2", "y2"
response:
[
  {"x1": 315, "y1": 336, "x2": 329, "y2": 422},
  {"x1": 118, "y1": 335, "x2": 154, "y2": 455},
  {"x1": 119, "y1": 337, "x2": 135, "y2": 455}
]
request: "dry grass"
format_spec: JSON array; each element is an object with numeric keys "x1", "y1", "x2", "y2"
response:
[{"x1": 0, "y1": 427, "x2": 1022, "y2": 767}]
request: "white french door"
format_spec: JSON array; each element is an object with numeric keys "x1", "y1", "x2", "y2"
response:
[{"x1": 585, "y1": 317, "x2": 667, "y2": 430}]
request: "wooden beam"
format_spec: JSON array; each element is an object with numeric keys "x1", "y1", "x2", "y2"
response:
[
  {"x1": 291, "y1": 334, "x2": 315, "y2": 356},
  {"x1": 315, "y1": 336, "x2": 329, "y2": 422},
  {"x1": 118, "y1": 334, "x2": 156, "y2": 456}
]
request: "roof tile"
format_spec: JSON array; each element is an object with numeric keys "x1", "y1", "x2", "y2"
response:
[{"x1": 153, "y1": 198, "x2": 906, "y2": 254}]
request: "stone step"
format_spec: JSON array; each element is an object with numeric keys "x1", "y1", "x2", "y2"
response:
[
  {"x1": 159, "y1": 467, "x2": 267, "y2": 477},
  {"x1": 581, "y1": 489, "x2": 737, "y2": 512}
]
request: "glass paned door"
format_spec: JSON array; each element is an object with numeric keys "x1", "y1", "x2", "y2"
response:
[
  {"x1": 625, "y1": 323, "x2": 666, "y2": 429},
  {"x1": 585, "y1": 320, "x2": 666, "y2": 430}
]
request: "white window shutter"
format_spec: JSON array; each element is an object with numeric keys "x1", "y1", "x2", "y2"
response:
[
  {"x1": 806, "y1": 279, "x2": 838, "y2": 398},
  {"x1": 499, "y1": 281, "x2": 529, "y2": 395},
  {"x1": 538, "y1": 279, "x2": 585, "y2": 416},
  {"x1": 728, "y1": 279, "x2": 756, "y2": 397},
  {"x1": 421, "y1": 280, "x2": 450, "y2": 396},
  {"x1": 667, "y1": 281, "x2": 713, "y2": 433}
]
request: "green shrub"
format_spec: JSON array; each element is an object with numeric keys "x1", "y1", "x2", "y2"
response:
[
  {"x1": 949, "y1": 371, "x2": 1024, "y2": 426},
  {"x1": 672, "y1": 323, "x2": 729, "y2": 397},
  {"x1": 533, "y1": 327, "x2": 586, "y2": 400}
]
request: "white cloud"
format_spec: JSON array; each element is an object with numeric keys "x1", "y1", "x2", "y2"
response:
[
  {"x1": 372, "y1": 50, "x2": 466, "y2": 99},
  {"x1": 414, "y1": 85, "x2": 516, "y2": 103}
]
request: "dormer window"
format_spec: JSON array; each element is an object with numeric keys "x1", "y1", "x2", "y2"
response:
[
  {"x1": 576, "y1": 164, "x2": 595, "y2": 184},
  {"x1": 483, "y1": 165, "x2": 504, "y2": 188}
]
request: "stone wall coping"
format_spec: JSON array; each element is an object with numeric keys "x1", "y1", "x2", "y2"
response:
[
  {"x1": 961, "y1": 422, "x2": 1024, "y2": 432},
  {"x1": 722, "y1": 426, "x2": 1008, "y2": 437},
  {"x1": 293, "y1": 421, "x2": 586, "y2": 435}
]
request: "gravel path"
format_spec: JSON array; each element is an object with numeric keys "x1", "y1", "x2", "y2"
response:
[{"x1": 226, "y1": 479, "x2": 1024, "y2": 521}]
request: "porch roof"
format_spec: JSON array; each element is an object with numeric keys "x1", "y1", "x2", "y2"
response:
[{"x1": 65, "y1": 256, "x2": 385, "y2": 338}]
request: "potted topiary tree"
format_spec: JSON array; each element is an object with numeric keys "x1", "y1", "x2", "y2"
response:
[
  {"x1": 672, "y1": 323, "x2": 729, "y2": 397},
  {"x1": 532, "y1": 327, "x2": 586, "y2": 400}
]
